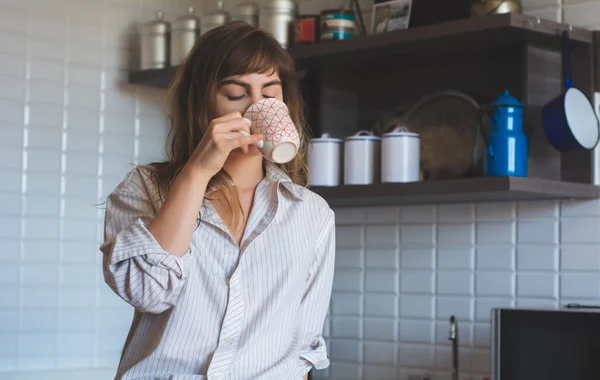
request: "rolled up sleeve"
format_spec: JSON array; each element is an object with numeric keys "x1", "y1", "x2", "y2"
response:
[
  {"x1": 99, "y1": 169, "x2": 193, "y2": 314},
  {"x1": 298, "y1": 209, "x2": 336, "y2": 372}
]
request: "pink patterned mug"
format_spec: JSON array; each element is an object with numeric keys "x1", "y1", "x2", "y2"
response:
[{"x1": 243, "y1": 98, "x2": 300, "y2": 164}]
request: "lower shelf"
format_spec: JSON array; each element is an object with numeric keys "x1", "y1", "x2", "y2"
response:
[{"x1": 309, "y1": 177, "x2": 600, "y2": 207}]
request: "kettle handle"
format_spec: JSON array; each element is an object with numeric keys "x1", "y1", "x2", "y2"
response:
[{"x1": 478, "y1": 104, "x2": 497, "y2": 158}]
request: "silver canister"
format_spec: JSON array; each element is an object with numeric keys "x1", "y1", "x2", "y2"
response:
[
  {"x1": 259, "y1": 0, "x2": 298, "y2": 48},
  {"x1": 235, "y1": 1, "x2": 259, "y2": 27},
  {"x1": 201, "y1": 1, "x2": 231, "y2": 35},
  {"x1": 170, "y1": 7, "x2": 200, "y2": 66},
  {"x1": 140, "y1": 11, "x2": 170, "y2": 70}
]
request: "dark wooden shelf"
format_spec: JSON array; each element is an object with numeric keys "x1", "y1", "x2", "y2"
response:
[
  {"x1": 309, "y1": 177, "x2": 600, "y2": 207},
  {"x1": 289, "y1": 13, "x2": 593, "y2": 69},
  {"x1": 127, "y1": 13, "x2": 593, "y2": 88}
]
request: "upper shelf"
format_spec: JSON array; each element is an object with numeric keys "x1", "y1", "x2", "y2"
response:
[
  {"x1": 310, "y1": 177, "x2": 600, "y2": 208},
  {"x1": 289, "y1": 13, "x2": 593, "y2": 69},
  {"x1": 128, "y1": 13, "x2": 594, "y2": 88}
]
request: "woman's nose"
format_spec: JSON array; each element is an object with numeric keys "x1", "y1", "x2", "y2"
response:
[{"x1": 250, "y1": 91, "x2": 263, "y2": 105}]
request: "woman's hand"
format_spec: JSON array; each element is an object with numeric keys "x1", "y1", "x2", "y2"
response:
[{"x1": 187, "y1": 111, "x2": 263, "y2": 178}]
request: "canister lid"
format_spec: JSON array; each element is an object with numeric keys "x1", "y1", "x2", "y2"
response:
[
  {"x1": 141, "y1": 11, "x2": 170, "y2": 34},
  {"x1": 311, "y1": 132, "x2": 343, "y2": 143},
  {"x1": 204, "y1": 0, "x2": 231, "y2": 23},
  {"x1": 237, "y1": 1, "x2": 259, "y2": 16},
  {"x1": 173, "y1": 7, "x2": 200, "y2": 30},
  {"x1": 263, "y1": 0, "x2": 298, "y2": 12},
  {"x1": 382, "y1": 126, "x2": 420, "y2": 138},
  {"x1": 345, "y1": 130, "x2": 381, "y2": 141}
]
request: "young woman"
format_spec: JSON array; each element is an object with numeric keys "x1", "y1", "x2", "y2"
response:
[{"x1": 99, "y1": 21, "x2": 335, "y2": 380}]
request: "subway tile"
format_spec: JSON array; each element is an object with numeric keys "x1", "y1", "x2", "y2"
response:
[
  {"x1": 401, "y1": 247, "x2": 434, "y2": 269},
  {"x1": 398, "y1": 343, "x2": 435, "y2": 368},
  {"x1": 399, "y1": 295, "x2": 434, "y2": 319},
  {"x1": 21, "y1": 286, "x2": 58, "y2": 308},
  {"x1": 363, "y1": 364, "x2": 396, "y2": 379},
  {"x1": 330, "y1": 292, "x2": 362, "y2": 316},
  {"x1": 26, "y1": 148, "x2": 61, "y2": 172},
  {"x1": 22, "y1": 264, "x2": 58, "y2": 285},
  {"x1": 476, "y1": 245, "x2": 515, "y2": 270},
  {"x1": 438, "y1": 203, "x2": 475, "y2": 223},
  {"x1": 435, "y1": 320, "x2": 473, "y2": 346},
  {"x1": 517, "y1": 273, "x2": 558, "y2": 298},
  {"x1": 0, "y1": 216, "x2": 21, "y2": 238},
  {"x1": 64, "y1": 174, "x2": 97, "y2": 198},
  {"x1": 29, "y1": 102, "x2": 63, "y2": 127},
  {"x1": 26, "y1": 171, "x2": 61, "y2": 195},
  {"x1": 436, "y1": 296, "x2": 474, "y2": 322},
  {"x1": 364, "y1": 341, "x2": 397, "y2": 366},
  {"x1": 0, "y1": 146, "x2": 22, "y2": 169},
  {"x1": 335, "y1": 248, "x2": 363, "y2": 269},
  {"x1": 437, "y1": 270, "x2": 474, "y2": 296},
  {"x1": 336, "y1": 225, "x2": 364, "y2": 249},
  {"x1": 0, "y1": 262, "x2": 19, "y2": 285},
  {"x1": 0, "y1": 239, "x2": 20, "y2": 262},
  {"x1": 524, "y1": 6, "x2": 561, "y2": 22},
  {"x1": 67, "y1": 106, "x2": 99, "y2": 131},
  {"x1": 400, "y1": 270, "x2": 434, "y2": 294},
  {"x1": 20, "y1": 308, "x2": 58, "y2": 332},
  {"x1": 365, "y1": 224, "x2": 398, "y2": 248},
  {"x1": 67, "y1": 84, "x2": 100, "y2": 109},
  {"x1": 561, "y1": 199, "x2": 600, "y2": 217},
  {"x1": 473, "y1": 323, "x2": 490, "y2": 348},
  {"x1": 365, "y1": 269, "x2": 398, "y2": 293},
  {"x1": 0, "y1": 310, "x2": 19, "y2": 332},
  {"x1": 401, "y1": 224, "x2": 435, "y2": 246},
  {"x1": 561, "y1": 217, "x2": 600, "y2": 244},
  {"x1": 399, "y1": 319, "x2": 434, "y2": 344},
  {"x1": 517, "y1": 245, "x2": 558, "y2": 271},
  {"x1": 438, "y1": 223, "x2": 474, "y2": 246},
  {"x1": 364, "y1": 293, "x2": 398, "y2": 318},
  {"x1": 476, "y1": 202, "x2": 515, "y2": 222},
  {"x1": 61, "y1": 264, "x2": 96, "y2": 286},
  {"x1": 364, "y1": 317, "x2": 397, "y2": 342},
  {"x1": 561, "y1": 273, "x2": 600, "y2": 299},
  {"x1": 437, "y1": 247, "x2": 474, "y2": 270},
  {"x1": 18, "y1": 332, "x2": 57, "y2": 355},
  {"x1": 0, "y1": 75, "x2": 25, "y2": 101},
  {"x1": 58, "y1": 332, "x2": 94, "y2": 355},
  {"x1": 102, "y1": 132, "x2": 135, "y2": 156},
  {"x1": 67, "y1": 44, "x2": 102, "y2": 67},
  {"x1": 62, "y1": 241, "x2": 99, "y2": 264},
  {"x1": 60, "y1": 287, "x2": 95, "y2": 308},
  {"x1": 475, "y1": 297, "x2": 514, "y2": 322},
  {"x1": 27, "y1": 13, "x2": 66, "y2": 40},
  {"x1": 476, "y1": 271, "x2": 515, "y2": 297},
  {"x1": 27, "y1": 124, "x2": 62, "y2": 150},
  {"x1": 59, "y1": 308, "x2": 94, "y2": 331},
  {"x1": 330, "y1": 338, "x2": 361, "y2": 363},
  {"x1": 29, "y1": 80, "x2": 64, "y2": 105},
  {"x1": 63, "y1": 197, "x2": 99, "y2": 220},
  {"x1": 564, "y1": 1, "x2": 600, "y2": 26},
  {"x1": 0, "y1": 98, "x2": 24, "y2": 123},
  {"x1": 366, "y1": 247, "x2": 398, "y2": 269},
  {"x1": 522, "y1": 0, "x2": 560, "y2": 10},
  {"x1": 24, "y1": 195, "x2": 60, "y2": 217},
  {"x1": 515, "y1": 298, "x2": 559, "y2": 309},
  {"x1": 333, "y1": 269, "x2": 363, "y2": 292},
  {"x1": 0, "y1": 31, "x2": 26, "y2": 54},
  {"x1": 0, "y1": 52, "x2": 25, "y2": 77},
  {"x1": 0, "y1": 123, "x2": 23, "y2": 147},
  {"x1": 365, "y1": 206, "x2": 399, "y2": 223},
  {"x1": 22, "y1": 240, "x2": 60, "y2": 262},
  {"x1": 29, "y1": 57, "x2": 63, "y2": 82},
  {"x1": 28, "y1": 38, "x2": 65, "y2": 61},
  {"x1": 65, "y1": 128, "x2": 99, "y2": 153},
  {"x1": 0, "y1": 192, "x2": 21, "y2": 215},
  {"x1": 561, "y1": 245, "x2": 600, "y2": 271},
  {"x1": 330, "y1": 317, "x2": 361, "y2": 339},
  {"x1": 517, "y1": 200, "x2": 559, "y2": 219},
  {"x1": 63, "y1": 219, "x2": 97, "y2": 241},
  {"x1": 401, "y1": 205, "x2": 436, "y2": 224},
  {"x1": 24, "y1": 217, "x2": 60, "y2": 239},
  {"x1": 517, "y1": 219, "x2": 558, "y2": 244},
  {"x1": 329, "y1": 362, "x2": 361, "y2": 379},
  {"x1": 65, "y1": 152, "x2": 98, "y2": 175},
  {"x1": 477, "y1": 221, "x2": 515, "y2": 244},
  {"x1": 0, "y1": 286, "x2": 19, "y2": 308}
]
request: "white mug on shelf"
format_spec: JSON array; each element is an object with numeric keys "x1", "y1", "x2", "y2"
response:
[
  {"x1": 381, "y1": 126, "x2": 420, "y2": 183},
  {"x1": 308, "y1": 133, "x2": 343, "y2": 187},
  {"x1": 344, "y1": 130, "x2": 381, "y2": 185}
]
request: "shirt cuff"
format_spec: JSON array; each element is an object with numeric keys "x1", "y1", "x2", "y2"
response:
[
  {"x1": 108, "y1": 218, "x2": 193, "y2": 279},
  {"x1": 299, "y1": 336, "x2": 330, "y2": 370}
]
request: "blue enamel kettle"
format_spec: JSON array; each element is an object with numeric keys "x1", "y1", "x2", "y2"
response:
[{"x1": 481, "y1": 90, "x2": 528, "y2": 177}]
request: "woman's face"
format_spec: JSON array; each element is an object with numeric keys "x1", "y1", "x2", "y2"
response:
[{"x1": 215, "y1": 70, "x2": 283, "y2": 118}]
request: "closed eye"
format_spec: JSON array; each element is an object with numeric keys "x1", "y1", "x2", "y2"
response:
[{"x1": 227, "y1": 95, "x2": 245, "y2": 101}]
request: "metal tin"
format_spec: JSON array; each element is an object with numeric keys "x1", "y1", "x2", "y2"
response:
[
  {"x1": 320, "y1": 9, "x2": 355, "y2": 41},
  {"x1": 140, "y1": 11, "x2": 170, "y2": 70},
  {"x1": 235, "y1": 1, "x2": 259, "y2": 27},
  {"x1": 259, "y1": 0, "x2": 298, "y2": 48},
  {"x1": 170, "y1": 6, "x2": 200, "y2": 66},
  {"x1": 201, "y1": 1, "x2": 231, "y2": 35},
  {"x1": 294, "y1": 15, "x2": 319, "y2": 44}
]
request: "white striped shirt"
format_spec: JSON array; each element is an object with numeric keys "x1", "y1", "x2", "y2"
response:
[{"x1": 99, "y1": 161, "x2": 336, "y2": 380}]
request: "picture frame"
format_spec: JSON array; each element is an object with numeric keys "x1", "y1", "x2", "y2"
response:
[{"x1": 371, "y1": 0, "x2": 413, "y2": 34}]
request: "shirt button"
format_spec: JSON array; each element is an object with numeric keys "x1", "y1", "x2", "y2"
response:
[{"x1": 223, "y1": 337, "x2": 234, "y2": 344}]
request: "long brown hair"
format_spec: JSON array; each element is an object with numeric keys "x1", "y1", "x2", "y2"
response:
[{"x1": 148, "y1": 21, "x2": 309, "y2": 225}]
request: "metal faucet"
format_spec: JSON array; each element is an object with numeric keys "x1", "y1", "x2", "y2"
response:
[{"x1": 449, "y1": 315, "x2": 459, "y2": 380}]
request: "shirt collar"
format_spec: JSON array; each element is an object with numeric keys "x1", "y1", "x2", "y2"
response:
[
  {"x1": 203, "y1": 161, "x2": 304, "y2": 201},
  {"x1": 263, "y1": 161, "x2": 305, "y2": 201}
]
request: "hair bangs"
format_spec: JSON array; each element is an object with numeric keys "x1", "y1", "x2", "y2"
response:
[{"x1": 218, "y1": 31, "x2": 292, "y2": 80}]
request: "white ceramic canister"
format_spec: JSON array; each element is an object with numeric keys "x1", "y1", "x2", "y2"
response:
[
  {"x1": 344, "y1": 130, "x2": 381, "y2": 185},
  {"x1": 201, "y1": 1, "x2": 231, "y2": 35},
  {"x1": 308, "y1": 133, "x2": 343, "y2": 187},
  {"x1": 170, "y1": 7, "x2": 200, "y2": 66},
  {"x1": 259, "y1": 0, "x2": 298, "y2": 48},
  {"x1": 381, "y1": 126, "x2": 421, "y2": 183},
  {"x1": 140, "y1": 11, "x2": 170, "y2": 70}
]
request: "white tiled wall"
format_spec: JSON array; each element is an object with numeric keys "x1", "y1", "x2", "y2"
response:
[
  {"x1": 1, "y1": 0, "x2": 600, "y2": 379},
  {"x1": 0, "y1": 0, "x2": 201, "y2": 378}
]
